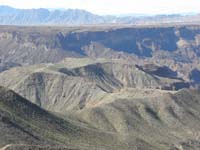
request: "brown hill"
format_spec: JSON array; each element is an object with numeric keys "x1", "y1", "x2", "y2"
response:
[
  {"x1": 76, "y1": 89, "x2": 200, "y2": 150},
  {"x1": 0, "y1": 58, "x2": 188, "y2": 113},
  {"x1": 0, "y1": 86, "x2": 132, "y2": 150}
]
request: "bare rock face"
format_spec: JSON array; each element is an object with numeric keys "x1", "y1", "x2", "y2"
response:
[
  {"x1": 0, "y1": 27, "x2": 81, "y2": 65},
  {"x1": 0, "y1": 25, "x2": 199, "y2": 65},
  {"x1": 0, "y1": 25, "x2": 199, "y2": 87},
  {"x1": 3, "y1": 26, "x2": 200, "y2": 92}
]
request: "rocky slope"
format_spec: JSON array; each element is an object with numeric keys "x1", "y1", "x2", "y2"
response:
[
  {"x1": 77, "y1": 89, "x2": 200, "y2": 150},
  {"x1": 0, "y1": 24, "x2": 200, "y2": 150},
  {"x1": 1, "y1": 85, "x2": 200, "y2": 150},
  {"x1": 0, "y1": 56, "x2": 199, "y2": 150},
  {"x1": 0, "y1": 58, "x2": 189, "y2": 113},
  {"x1": 0, "y1": 25, "x2": 200, "y2": 74},
  {"x1": 0, "y1": 86, "x2": 73, "y2": 148},
  {"x1": 0, "y1": 86, "x2": 131, "y2": 150}
]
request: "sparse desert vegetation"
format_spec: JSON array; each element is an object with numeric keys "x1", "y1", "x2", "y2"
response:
[{"x1": 0, "y1": 21, "x2": 200, "y2": 150}]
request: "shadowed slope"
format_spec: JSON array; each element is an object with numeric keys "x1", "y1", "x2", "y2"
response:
[{"x1": 0, "y1": 86, "x2": 131, "y2": 150}]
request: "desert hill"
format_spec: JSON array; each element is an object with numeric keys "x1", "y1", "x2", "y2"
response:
[
  {"x1": 77, "y1": 88, "x2": 200, "y2": 150},
  {"x1": 0, "y1": 58, "x2": 189, "y2": 113},
  {"x1": 0, "y1": 85, "x2": 200, "y2": 149},
  {"x1": 0, "y1": 24, "x2": 199, "y2": 150},
  {"x1": 0, "y1": 86, "x2": 133, "y2": 150},
  {"x1": 0, "y1": 25, "x2": 199, "y2": 84}
]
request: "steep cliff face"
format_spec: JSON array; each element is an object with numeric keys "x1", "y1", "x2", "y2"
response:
[
  {"x1": 59, "y1": 27, "x2": 179, "y2": 57},
  {"x1": 58, "y1": 25, "x2": 200, "y2": 59},
  {"x1": 0, "y1": 27, "x2": 89, "y2": 65},
  {"x1": 0, "y1": 25, "x2": 200, "y2": 66}
]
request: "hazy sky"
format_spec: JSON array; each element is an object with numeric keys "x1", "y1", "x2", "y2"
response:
[{"x1": 0, "y1": 0, "x2": 200, "y2": 15}]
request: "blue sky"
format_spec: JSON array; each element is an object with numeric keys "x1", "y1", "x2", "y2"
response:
[{"x1": 0, "y1": 0, "x2": 200, "y2": 15}]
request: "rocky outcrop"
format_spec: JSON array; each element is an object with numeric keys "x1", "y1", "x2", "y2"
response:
[{"x1": 0, "y1": 25, "x2": 199, "y2": 69}]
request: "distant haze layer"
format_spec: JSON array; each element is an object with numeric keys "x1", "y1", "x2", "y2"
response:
[{"x1": 0, "y1": 0, "x2": 200, "y2": 15}]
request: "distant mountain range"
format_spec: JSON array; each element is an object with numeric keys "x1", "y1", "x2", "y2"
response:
[{"x1": 0, "y1": 5, "x2": 199, "y2": 25}]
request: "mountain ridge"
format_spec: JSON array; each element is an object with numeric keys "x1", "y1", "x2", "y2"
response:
[
  {"x1": 0, "y1": 5, "x2": 199, "y2": 25},
  {"x1": 0, "y1": 85, "x2": 130, "y2": 150},
  {"x1": 0, "y1": 23, "x2": 200, "y2": 149}
]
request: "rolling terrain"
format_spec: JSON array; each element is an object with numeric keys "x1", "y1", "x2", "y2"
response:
[
  {"x1": 0, "y1": 86, "x2": 131, "y2": 150},
  {"x1": 0, "y1": 58, "x2": 189, "y2": 112},
  {"x1": 0, "y1": 57, "x2": 200, "y2": 150},
  {"x1": 0, "y1": 83, "x2": 200, "y2": 150},
  {"x1": 0, "y1": 24, "x2": 200, "y2": 149},
  {"x1": 0, "y1": 25, "x2": 200, "y2": 82},
  {"x1": 77, "y1": 88, "x2": 200, "y2": 150}
]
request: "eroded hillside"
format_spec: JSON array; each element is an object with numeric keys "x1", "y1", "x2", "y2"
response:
[
  {"x1": 0, "y1": 25, "x2": 200, "y2": 62},
  {"x1": 0, "y1": 25, "x2": 200, "y2": 82},
  {"x1": 0, "y1": 86, "x2": 131, "y2": 150},
  {"x1": 0, "y1": 58, "x2": 189, "y2": 112},
  {"x1": 1, "y1": 85, "x2": 200, "y2": 150},
  {"x1": 0, "y1": 25, "x2": 200, "y2": 150}
]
